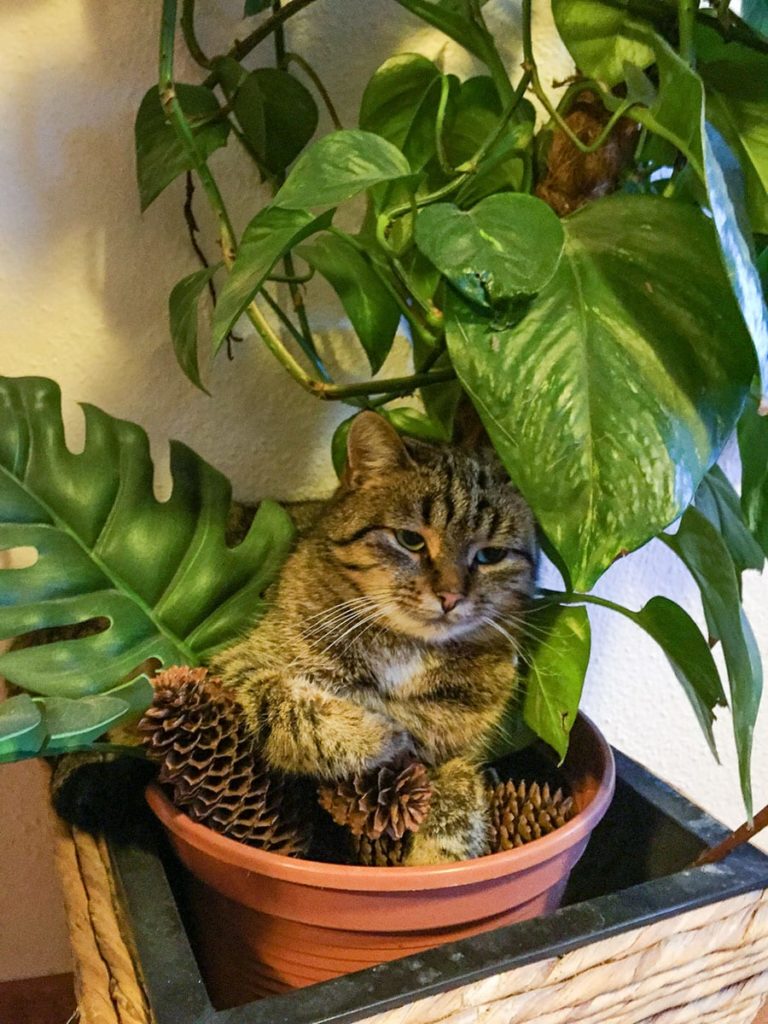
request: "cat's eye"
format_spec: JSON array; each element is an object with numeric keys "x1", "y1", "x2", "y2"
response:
[
  {"x1": 475, "y1": 546, "x2": 508, "y2": 565},
  {"x1": 394, "y1": 529, "x2": 426, "y2": 552}
]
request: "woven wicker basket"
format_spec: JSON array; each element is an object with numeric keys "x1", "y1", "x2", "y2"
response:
[{"x1": 55, "y1": 817, "x2": 768, "y2": 1024}]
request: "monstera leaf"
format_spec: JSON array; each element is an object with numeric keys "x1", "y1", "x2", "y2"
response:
[{"x1": 0, "y1": 378, "x2": 295, "y2": 739}]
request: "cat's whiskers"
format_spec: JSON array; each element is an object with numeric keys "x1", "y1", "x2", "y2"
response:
[
  {"x1": 319, "y1": 605, "x2": 391, "y2": 657},
  {"x1": 481, "y1": 615, "x2": 525, "y2": 661},
  {"x1": 299, "y1": 593, "x2": 390, "y2": 641},
  {"x1": 493, "y1": 615, "x2": 563, "y2": 667}
]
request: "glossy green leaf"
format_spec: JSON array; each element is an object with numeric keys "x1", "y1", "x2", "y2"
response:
[
  {"x1": 635, "y1": 34, "x2": 768, "y2": 398},
  {"x1": 236, "y1": 69, "x2": 319, "y2": 175},
  {"x1": 135, "y1": 85, "x2": 230, "y2": 211},
  {"x1": 102, "y1": 674, "x2": 155, "y2": 717},
  {"x1": 522, "y1": 602, "x2": 590, "y2": 761},
  {"x1": 0, "y1": 694, "x2": 45, "y2": 757},
  {"x1": 40, "y1": 694, "x2": 131, "y2": 751},
  {"x1": 446, "y1": 195, "x2": 755, "y2": 590},
  {"x1": 638, "y1": 33, "x2": 704, "y2": 173},
  {"x1": 296, "y1": 233, "x2": 400, "y2": 373},
  {"x1": 551, "y1": 0, "x2": 655, "y2": 85},
  {"x1": 694, "y1": 465, "x2": 764, "y2": 576},
  {"x1": 359, "y1": 54, "x2": 441, "y2": 150},
  {"x1": 393, "y1": 0, "x2": 498, "y2": 67},
  {"x1": 739, "y1": 396, "x2": 768, "y2": 557},
  {"x1": 273, "y1": 130, "x2": 412, "y2": 209},
  {"x1": 455, "y1": 122, "x2": 533, "y2": 208},
  {"x1": 633, "y1": 596, "x2": 725, "y2": 758},
  {"x1": 383, "y1": 407, "x2": 451, "y2": 443},
  {"x1": 698, "y1": 26, "x2": 768, "y2": 233},
  {"x1": 703, "y1": 124, "x2": 768, "y2": 397},
  {"x1": 211, "y1": 207, "x2": 333, "y2": 353},
  {"x1": 244, "y1": 0, "x2": 271, "y2": 14},
  {"x1": 414, "y1": 194, "x2": 564, "y2": 307},
  {"x1": 0, "y1": 377, "x2": 295, "y2": 705},
  {"x1": 662, "y1": 508, "x2": 762, "y2": 814},
  {"x1": 168, "y1": 265, "x2": 220, "y2": 393},
  {"x1": 331, "y1": 414, "x2": 358, "y2": 478}
]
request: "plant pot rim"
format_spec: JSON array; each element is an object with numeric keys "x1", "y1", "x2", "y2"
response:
[{"x1": 147, "y1": 712, "x2": 615, "y2": 892}]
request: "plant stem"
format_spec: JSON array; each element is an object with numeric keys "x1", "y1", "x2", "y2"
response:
[
  {"x1": 165, "y1": 0, "x2": 447, "y2": 403},
  {"x1": 317, "y1": 367, "x2": 455, "y2": 401},
  {"x1": 259, "y1": 286, "x2": 331, "y2": 381},
  {"x1": 538, "y1": 588, "x2": 640, "y2": 621},
  {"x1": 203, "y1": 0, "x2": 323, "y2": 88},
  {"x1": 180, "y1": 0, "x2": 212, "y2": 69},
  {"x1": 160, "y1": 0, "x2": 237, "y2": 262},
  {"x1": 383, "y1": 67, "x2": 533, "y2": 224},
  {"x1": 521, "y1": 0, "x2": 634, "y2": 154},
  {"x1": 692, "y1": 801, "x2": 768, "y2": 866},
  {"x1": 468, "y1": 0, "x2": 515, "y2": 106},
  {"x1": 678, "y1": 0, "x2": 699, "y2": 67},
  {"x1": 285, "y1": 52, "x2": 343, "y2": 129},
  {"x1": 269, "y1": 0, "x2": 324, "y2": 372}
]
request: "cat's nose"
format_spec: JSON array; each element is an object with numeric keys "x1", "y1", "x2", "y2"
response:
[{"x1": 438, "y1": 592, "x2": 464, "y2": 613}]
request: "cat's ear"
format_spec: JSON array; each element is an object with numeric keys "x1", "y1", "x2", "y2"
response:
[
  {"x1": 452, "y1": 396, "x2": 492, "y2": 450},
  {"x1": 344, "y1": 412, "x2": 412, "y2": 488}
]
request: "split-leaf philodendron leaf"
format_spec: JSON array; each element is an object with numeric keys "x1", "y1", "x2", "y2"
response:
[
  {"x1": 446, "y1": 194, "x2": 755, "y2": 591},
  {"x1": 0, "y1": 377, "x2": 295, "y2": 713}
]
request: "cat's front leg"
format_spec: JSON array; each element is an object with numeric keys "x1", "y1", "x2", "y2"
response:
[
  {"x1": 232, "y1": 671, "x2": 412, "y2": 779},
  {"x1": 405, "y1": 758, "x2": 491, "y2": 865}
]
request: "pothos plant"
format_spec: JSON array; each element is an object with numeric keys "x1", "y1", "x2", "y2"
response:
[{"x1": 0, "y1": 1, "x2": 767, "y2": 818}]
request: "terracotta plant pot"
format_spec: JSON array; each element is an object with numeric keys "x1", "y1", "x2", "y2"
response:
[{"x1": 147, "y1": 713, "x2": 615, "y2": 1007}]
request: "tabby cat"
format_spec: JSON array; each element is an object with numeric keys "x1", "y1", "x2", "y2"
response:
[{"x1": 211, "y1": 411, "x2": 537, "y2": 864}]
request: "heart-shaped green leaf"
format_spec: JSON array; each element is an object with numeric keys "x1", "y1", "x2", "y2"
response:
[
  {"x1": 212, "y1": 207, "x2": 333, "y2": 353},
  {"x1": 135, "y1": 85, "x2": 230, "y2": 211},
  {"x1": 415, "y1": 194, "x2": 564, "y2": 307},
  {"x1": 0, "y1": 694, "x2": 45, "y2": 757},
  {"x1": 393, "y1": 0, "x2": 503, "y2": 82},
  {"x1": 522, "y1": 602, "x2": 591, "y2": 762},
  {"x1": 169, "y1": 264, "x2": 220, "y2": 393},
  {"x1": 446, "y1": 195, "x2": 755, "y2": 590},
  {"x1": 359, "y1": 54, "x2": 441, "y2": 150},
  {"x1": 0, "y1": 377, "x2": 295, "y2": 704},
  {"x1": 551, "y1": 0, "x2": 655, "y2": 85},
  {"x1": 662, "y1": 509, "x2": 762, "y2": 813},
  {"x1": 296, "y1": 232, "x2": 401, "y2": 373},
  {"x1": 236, "y1": 68, "x2": 319, "y2": 175},
  {"x1": 273, "y1": 130, "x2": 412, "y2": 210}
]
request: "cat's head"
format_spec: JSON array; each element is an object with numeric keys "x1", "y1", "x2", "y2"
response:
[{"x1": 317, "y1": 412, "x2": 537, "y2": 645}]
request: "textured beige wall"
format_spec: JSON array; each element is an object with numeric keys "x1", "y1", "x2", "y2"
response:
[{"x1": 0, "y1": 0, "x2": 766, "y2": 982}]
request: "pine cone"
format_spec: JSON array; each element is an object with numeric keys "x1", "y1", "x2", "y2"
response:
[
  {"x1": 487, "y1": 780, "x2": 575, "y2": 852},
  {"x1": 350, "y1": 833, "x2": 411, "y2": 867},
  {"x1": 318, "y1": 757, "x2": 432, "y2": 842},
  {"x1": 139, "y1": 666, "x2": 312, "y2": 855}
]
